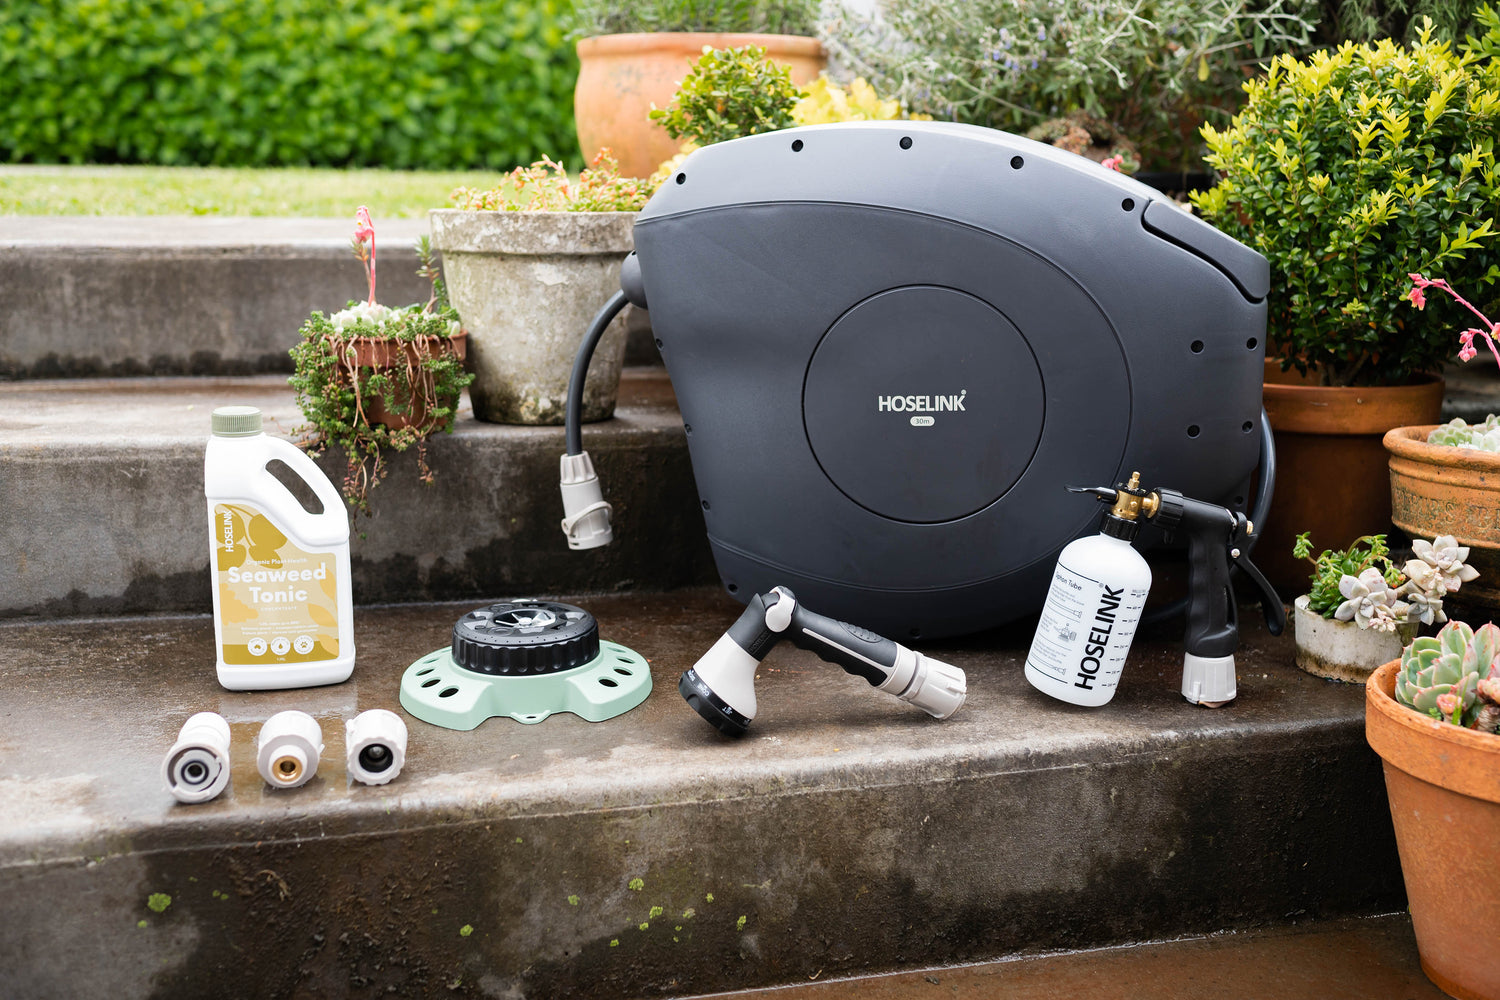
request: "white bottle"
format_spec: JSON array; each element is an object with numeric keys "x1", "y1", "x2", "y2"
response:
[
  {"x1": 1025, "y1": 476, "x2": 1152, "y2": 707},
  {"x1": 205, "y1": 406, "x2": 354, "y2": 690}
]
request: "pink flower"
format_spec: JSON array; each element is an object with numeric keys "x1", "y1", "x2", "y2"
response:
[
  {"x1": 1437, "y1": 692, "x2": 1459, "y2": 719},
  {"x1": 1100, "y1": 155, "x2": 1124, "y2": 172},
  {"x1": 353, "y1": 206, "x2": 376, "y2": 305},
  {"x1": 1408, "y1": 284, "x2": 1427, "y2": 310}
]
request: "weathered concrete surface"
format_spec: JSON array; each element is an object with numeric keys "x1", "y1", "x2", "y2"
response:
[
  {"x1": 688, "y1": 914, "x2": 1445, "y2": 1000},
  {"x1": 0, "y1": 592, "x2": 1402, "y2": 998},
  {"x1": 0, "y1": 370, "x2": 715, "y2": 618},
  {"x1": 0, "y1": 217, "x2": 437, "y2": 378}
]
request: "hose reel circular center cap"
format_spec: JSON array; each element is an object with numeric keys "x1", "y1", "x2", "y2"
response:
[{"x1": 803, "y1": 285, "x2": 1045, "y2": 523}]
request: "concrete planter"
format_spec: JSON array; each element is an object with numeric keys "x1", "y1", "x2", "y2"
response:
[
  {"x1": 1292, "y1": 594, "x2": 1409, "y2": 683},
  {"x1": 430, "y1": 210, "x2": 635, "y2": 425}
]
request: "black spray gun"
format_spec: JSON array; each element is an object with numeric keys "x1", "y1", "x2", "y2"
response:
[
  {"x1": 679, "y1": 586, "x2": 968, "y2": 735},
  {"x1": 1025, "y1": 473, "x2": 1286, "y2": 709}
]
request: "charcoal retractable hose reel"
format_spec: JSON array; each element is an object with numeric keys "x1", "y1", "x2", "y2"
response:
[
  {"x1": 400, "y1": 601, "x2": 651, "y2": 730},
  {"x1": 562, "y1": 121, "x2": 1272, "y2": 658}
]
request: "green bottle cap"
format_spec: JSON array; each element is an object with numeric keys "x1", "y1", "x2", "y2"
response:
[{"x1": 211, "y1": 405, "x2": 263, "y2": 437}]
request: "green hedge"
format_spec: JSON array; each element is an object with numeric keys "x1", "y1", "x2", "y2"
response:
[{"x1": 0, "y1": 0, "x2": 580, "y2": 169}]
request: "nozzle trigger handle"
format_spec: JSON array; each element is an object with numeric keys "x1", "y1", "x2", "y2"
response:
[
  {"x1": 785, "y1": 605, "x2": 901, "y2": 687},
  {"x1": 1230, "y1": 517, "x2": 1286, "y2": 637}
]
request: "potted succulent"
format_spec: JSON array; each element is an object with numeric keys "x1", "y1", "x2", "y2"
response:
[
  {"x1": 568, "y1": 0, "x2": 825, "y2": 178},
  {"x1": 1387, "y1": 274, "x2": 1500, "y2": 609},
  {"x1": 289, "y1": 208, "x2": 472, "y2": 512},
  {"x1": 1366, "y1": 620, "x2": 1500, "y2": 1000},
  {"x1": 432, "y1": 151, "x2": 647, "y2": 425},
  {"x1": 1292, "y1": 532, "x2": 1477, "y2": 681},
  {"x1": 1190, "y1": 12, "x2": 1500, "y2": 592}
]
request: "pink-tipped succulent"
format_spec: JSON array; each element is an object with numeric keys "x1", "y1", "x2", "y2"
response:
[{"x1": 1396, "y1": 621, "x2": 1500, "y2": 728}]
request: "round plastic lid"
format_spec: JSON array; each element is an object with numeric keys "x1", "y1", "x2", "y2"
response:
[{"x1": 211, "y1": 406, "x2": 263, "y2": 437}]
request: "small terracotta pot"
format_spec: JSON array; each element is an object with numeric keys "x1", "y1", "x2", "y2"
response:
[
  {"x1": 343, "y1": 332, "x2": 467, "y2": 432},
  {"x1": 1367, "y1": 660, "x2": 1500, "y2": 1000},
  {"x1": 1259, "y1": 362, "x2": 1444, "y2": 595},
  {"x1": 1386, "y1": 425, "x2": 1500, "y2": 609},
  {"x1": 574, "y1": 32, "x2": 825, "y2": 180},
  {"x1": 1292, "y1": 595, "x2": 1409, "y2": 683}
]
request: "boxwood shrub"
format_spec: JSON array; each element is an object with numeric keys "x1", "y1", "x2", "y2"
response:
[{"x1": 0, "y1": 0, "x2": 579, "y2": 169}]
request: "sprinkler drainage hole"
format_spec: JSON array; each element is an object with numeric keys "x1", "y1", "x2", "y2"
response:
[
  {"x1": 599, "y1": 677, "x2": 619, "y2": 688},
  {"x1": 1190, "y1": 340, "x2": 1204, "y2": 354},
  {"x1": 1187, "y1": 424, "x2": 1202, "y2": 438},
  {"x1": 1010, "y1": 155, "x2": 1024, "y2": 169},
  {"x1": 1121, "y1": 198, "x2": 1134, "y2": 212},
  {"x1": 675, "y1": 173, "x2": 686, "y2": 185},
  {"x1": 792, "y1": 139, "x2": 804, "y2": 152},
  {"x1": 421, "y1": 678, "x2": 441, "y2": 688},
  {"x1": 416, "y1": 667, "x2": 434, "y2": 675},
  {"x1": 439, "y1": 686, "x2": 459, "y2": 698},
  {"x1": 614, "y1": 667, "x2": 633, "y2": 676},
  {"x1": 899, "y1": 136, "x2": 912, "y2": 150}
]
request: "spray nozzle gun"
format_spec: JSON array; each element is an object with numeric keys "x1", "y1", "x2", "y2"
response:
[
  {"x1": 678, "y1": 587, "x2": 968, "y2": 736},
  {"x1": 1070, "y1": 476, "x2": 1286, "y2": 706}
]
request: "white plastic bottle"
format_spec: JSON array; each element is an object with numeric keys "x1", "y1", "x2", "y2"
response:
[
  {"x1": 1025, "y1": 475, "x2": 1152, "y2": 707},
  {"x1": 205, "y1": 406, "x2": 354, "y2": 690}
]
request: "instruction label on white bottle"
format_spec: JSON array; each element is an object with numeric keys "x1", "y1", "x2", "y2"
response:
[
  {"x1": 212, "y1": 503, "x2": 341, "y2": 665},
  {"x1": 1027, "y1": 561, "x2": 1148, "y2": 693}
]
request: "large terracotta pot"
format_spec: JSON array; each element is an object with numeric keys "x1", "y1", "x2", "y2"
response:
[
  {"x1": 574, "y1": 32, "x2": 826, "y2": 180},
  {"x1": 430, "y1": 209, "x2": 634, "y2": 425},
  {"x1": 1387, "y1": 424, "x2": 1500, "y2": 609},
  {"x1": 1366, "y1": 660, "x2": 1500, "y2": 1000},
  {"x1": 1259, "y1": 362, "x2": 1444, "y2": 595},
  {"x1": 344, "y1": 331, "x2": 467, "y2": 432}
]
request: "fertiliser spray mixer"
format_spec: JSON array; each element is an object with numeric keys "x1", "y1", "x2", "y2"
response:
[
  {"x1": 1026, "y1": 473, "x2": 1285, "y2": 709},
  {"x1": 679, "y1": 587, "x2": 967, "y2": 736}
]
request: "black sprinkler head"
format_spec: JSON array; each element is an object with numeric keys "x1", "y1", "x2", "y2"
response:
[{"x1": 678, "y1": 668, "x2": 751, "y2": 737}]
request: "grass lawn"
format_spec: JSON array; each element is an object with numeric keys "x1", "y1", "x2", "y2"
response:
[{"x1": 0, "y1": 165, "x2": 513, "y2": 217}]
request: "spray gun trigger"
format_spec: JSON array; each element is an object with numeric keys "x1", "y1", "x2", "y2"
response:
[{"x1": 1228, "y1": 515, "x2": 1286, "y2": 637}]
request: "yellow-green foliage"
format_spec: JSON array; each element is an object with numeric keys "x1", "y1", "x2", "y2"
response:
[
  {"x1": 791, "y1": 75, "x2": 930, "y2": 125},
  {"x1": 1191, "y1": 9, "x2": 1500, "y2": 387}
]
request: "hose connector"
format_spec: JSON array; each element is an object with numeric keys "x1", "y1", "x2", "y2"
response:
[
  {"x1": 898, "y1": 651, "x2": 969, "y2": 719},
  {"x1": 559, "y1": 451, "x2": 613, "y2": 550},
  {"x1": 162, "y1": 712, "x2": 232, "y2": 804}
]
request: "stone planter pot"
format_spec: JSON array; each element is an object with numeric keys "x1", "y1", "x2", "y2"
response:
[
  {"x1": 1366, "y1": 660, "x2": 1500, "y2": 1000},
  {"x1": 345, "y1": 331, "x2": 467, "y2": 432},
  {"x1": 1386, "y1": 424, "x2": 1500, "y2": 610},
  {"x1": 430, "y1": 210, "x2": 635, "y2": 425},
  {"x1": 1258, "y1": 362, "x2": 1444, "y2": 595},
  {"x1": 574, "y1": 32, "x2": 825, "y2": 179},
  {"x1": 1292, "y1": 594, "x2": 1409, "y2": 683}
]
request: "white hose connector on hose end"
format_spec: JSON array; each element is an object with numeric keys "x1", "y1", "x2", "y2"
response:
[
  {"x1": 162, "y1": 712, "x2": 232, "y2": 804},
  {"x1": 257, "y1": 711, "x2": 323, "y2": 788},
  {"x1": 900, "y1": 651, "x2": 969, "y2": 720},
  {"x1": 345, "y1": 709, "x2": 408, "y2": 785},
  {"x1": 560, "y1": 451, "x2": 613, "y2": 550}
]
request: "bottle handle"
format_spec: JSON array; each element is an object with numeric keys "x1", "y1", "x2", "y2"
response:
[{"x1": 261, "y1": 436, "x2": 348, "y2": 535}]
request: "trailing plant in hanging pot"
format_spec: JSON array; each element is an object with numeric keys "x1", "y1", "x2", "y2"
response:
[{"x1": 289, "y1": 207, "x2": 473, "y2": 513}]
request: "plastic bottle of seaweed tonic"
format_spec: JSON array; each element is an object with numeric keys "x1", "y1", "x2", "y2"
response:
[{"x1": 205, "y1": 406, "x2": 354, "y2": 690}]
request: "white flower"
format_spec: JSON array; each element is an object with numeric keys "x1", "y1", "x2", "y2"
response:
[
  {"x1": 1412, "y1": 536, "x2": 1480, "y2": 594},
  {"x1": 1334, "y1": 567, "x2": 1401, "y2": 630}
]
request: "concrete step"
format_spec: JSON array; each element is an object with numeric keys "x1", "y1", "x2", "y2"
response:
[
  {"x1": 0, "y1": 590, "x2": 1404, "y2": 998},
  {"x1": 0, "y1": 216, "x2": 659, "y2": 379},
  {"x1": 0, "y1": 370, "x2": 714, "y2": 619}
]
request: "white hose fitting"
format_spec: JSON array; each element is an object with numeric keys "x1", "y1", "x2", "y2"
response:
[
  {"x1": 560, "y1": 451, "x2": 613, "y2": 550},
  {"x1": 256, "y1": 710, "x2": 323, "y2": 788},
  {"x1": 345, "y1": 709, "x2": 408, "y2": 785},
  {"x1": 162, "y1": 712, "x2": 231, "y2": 804}
]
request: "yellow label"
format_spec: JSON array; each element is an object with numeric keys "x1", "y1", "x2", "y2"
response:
[{"x1": 212, "y1": 503, "x2": 340, "y2": 665}]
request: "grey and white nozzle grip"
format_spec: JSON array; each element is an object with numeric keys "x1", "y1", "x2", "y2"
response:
[
  {"x1": 559, "y1": 451, "x2": 613, "y2": 550},
  {"x1": 879, "y1": 647, "x2": 968, "y2": 720},
  {"x1": 163, "y1": 712, "x2": 232, "y2": 804}
]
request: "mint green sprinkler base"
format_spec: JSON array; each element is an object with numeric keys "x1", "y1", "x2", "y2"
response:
[{"x1": 400, "y1": 640, "x2": 652, "y2": 730}]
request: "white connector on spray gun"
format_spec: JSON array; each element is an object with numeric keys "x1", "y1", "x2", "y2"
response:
[
  {"x1": 345, "y1": 709, "x2": 408, "y2": 785},
  {"x1": 256, "y1": 711, "x2": 323, "y2": 788},
  {"x1": 162, "y1": 712, "x2": 232, "y2": 804}
]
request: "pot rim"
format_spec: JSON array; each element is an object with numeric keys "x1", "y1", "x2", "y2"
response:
[
  {"x1": 1384, "y1": 423, "x2": 1500, "y2": 472},
  {"x1": 577, "y1": 32, "x2": 824, "y2": 57},
  {"x1": 1366, "y1": 660, "x2": 1500, "y2": 803},
  {"x1": 1262, "y1": 372, "x2": 1445, "y2": 435}
]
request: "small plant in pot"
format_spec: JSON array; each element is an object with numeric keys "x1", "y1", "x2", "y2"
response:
[
  {"x1": 1291, "y1": 532, "x2": 1477, "y2": 682},
  {"x1": 1190, "y1": 9, "x2": 1500, "y2": 590},
  {"x1": 289, "y1": 208, "x2": 472, "y2": 513},
  {"x1": 1366, "y1": 619, "x2": 1500, "y2": 1000}
]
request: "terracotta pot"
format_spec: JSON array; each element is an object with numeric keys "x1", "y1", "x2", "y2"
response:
[
  {"x1": 1366, "y1": 660, "x2": 1500, "y2": 1000},
  {"x1": 1292, "y1": 594, "x2": 1409, "y2": 683},
  {"x1": 1258, "y1": 362, "x2": 1444, "y2": 595},
  {"x1": 1387, "y1": 425, "x2": 1500, "y2": 609},
  {"x1": 430, "y1": 209, "x2": 634, "y2": 425},
  {"x1": 343, "y1": 331, "x2": 467, "y2": 432},
  {"x1": 574, "y1": 32, "x2": 826, "y2": 180}
]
